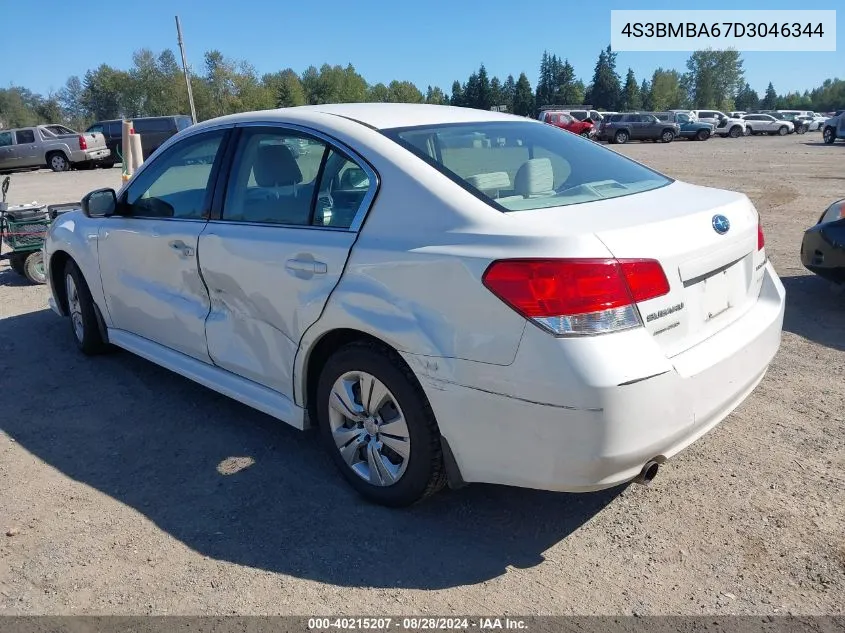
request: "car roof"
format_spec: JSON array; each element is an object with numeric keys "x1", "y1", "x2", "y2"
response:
[{"x1": 195, "y1": 103, "x2": 518, "y2": 132}]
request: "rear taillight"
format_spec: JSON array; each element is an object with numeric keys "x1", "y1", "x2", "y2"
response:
[
  {"x1": 482, "y1": 258, "x2": 670, "y2": 336},
  {"x1": 78, "y1": 135, "x2": 87, "y2": 150},
  {"x1": 757, "y1": 219, "x2": 765, "y2": 250}
]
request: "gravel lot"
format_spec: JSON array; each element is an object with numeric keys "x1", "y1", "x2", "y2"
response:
[{"x1": 0, "y1": 133, "x2": 843, "y2": 615}]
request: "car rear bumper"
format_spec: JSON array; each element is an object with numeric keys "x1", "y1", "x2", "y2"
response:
[
  {"x1": 801, "y1": 224, "x2": 845, "y2": 283},
  {"x1": 82, "y1": 148, "x2": 111, "y2": 162},
  {"x1": 409, "y1": 261, "x2": 785, "y2": 492}
]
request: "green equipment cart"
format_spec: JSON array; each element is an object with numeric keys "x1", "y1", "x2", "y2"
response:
[{"x1": 0, "y1": 176, "x2": 76, "y2": 285}]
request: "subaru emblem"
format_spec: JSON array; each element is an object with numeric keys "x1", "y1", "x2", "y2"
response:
[{"x1": 712, "y1": 214, "x2": 730, "y2": 235}]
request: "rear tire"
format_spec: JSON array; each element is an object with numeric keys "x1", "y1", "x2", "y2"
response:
[
  {"x1": 614, "y1": 130, "x2": 629, "y2": 144},
  {"x1": 23, "y1": 251, "x2": 46, "y2": 284},
  {"x1": 47, "y1": 152, "x2": 70, "y2": 172},
  {"x1": 9, "y1": 253, "x2": 26, "y2": 276},
  {"x1": 316, "y1": 341, "x2": 447, "y2": 507},
  {"x1": 63, "y1": 260, "x2": 108, "y2": 355}
]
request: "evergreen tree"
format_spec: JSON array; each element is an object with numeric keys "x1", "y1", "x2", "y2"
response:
[
  {"x1": 587, "y1": 45, "x2": 621, "y2": 109},
  {"x1": 450, "y1": 80, "x2": 464, "y2": 107},
  {"x1": 477, "y1": 64, "x2": 492, "y2": 110},
  {"x1": 502, "y1": 74, "x2": 516, "y2": 112},
  {"x1": 734, "y1": 82, "x2": 760, "y2": 110},
  {"x1": 490, "y1": 76, "x2": 503, "y2": 109},
  {"x1": 621, "y1": 68, "x2": 641, "y2": 110},
  {"x1": 640, "y1": 78, "x2": 652, "y2": 110},
  {"x1": 762, "y1": 82, "x2": 778, "y2": 109},
  {"x1": 464, "y1": 72, "x2": 480, "y2": 109},
  {"x1": 513, "y1": 72, "x2": 534, "y2": 116}
]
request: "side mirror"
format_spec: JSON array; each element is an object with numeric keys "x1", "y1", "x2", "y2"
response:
[{"x1": 81, "y1": 188, "x2": 117, "y2": 218}]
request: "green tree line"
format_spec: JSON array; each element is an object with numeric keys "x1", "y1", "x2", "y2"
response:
[{"x1": 1, "y1": 46, "x2": 842, "y2": 131}]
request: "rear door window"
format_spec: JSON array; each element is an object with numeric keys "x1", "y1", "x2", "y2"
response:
[{"x1": 220, "y1": 127, "x2": 373, "y2": 230}]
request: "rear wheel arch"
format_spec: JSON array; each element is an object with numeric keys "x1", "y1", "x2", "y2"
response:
[{"x1": 303, "y1": 329, "x2": 416, "y2": 423}]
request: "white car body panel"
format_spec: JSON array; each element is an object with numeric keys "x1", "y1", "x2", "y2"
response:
[{"x1": 44, "y1": 103, "x2": 786, "y2": 494}]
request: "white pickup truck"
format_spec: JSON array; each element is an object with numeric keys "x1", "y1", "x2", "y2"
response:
[{"x1": 0, "y1": 125, "x2": 110, "y2": 173}]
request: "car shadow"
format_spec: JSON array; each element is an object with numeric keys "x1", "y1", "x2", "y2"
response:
[
  {"x1": 0, "y1": 308, "x2": 622, "y2": 590},
  {"x1": 801, "y1": 141, "x2": 840, "y2": 147},
  {"x1": 781, "y1": 274, "x2": 844, "y2": 352},
  {"x1": 0, "y1": 265, "x2": 30, "y2": 287}
]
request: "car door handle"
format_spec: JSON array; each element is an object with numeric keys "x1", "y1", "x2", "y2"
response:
[
  {"x1": 169, "y1": 240, "x2": 195, "y2": 257},
  {"x1": 285, "y1": 258, "x2": 327, "y2": 274}
]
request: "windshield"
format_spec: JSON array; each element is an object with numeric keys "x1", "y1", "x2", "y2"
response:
[{"x1": 382, "y1": 121, "x2": 672, "y2": 212}]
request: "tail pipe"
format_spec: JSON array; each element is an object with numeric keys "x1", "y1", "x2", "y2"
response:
[{"x1": 633, "y1": 459, "x2": 661, "y2": 486}]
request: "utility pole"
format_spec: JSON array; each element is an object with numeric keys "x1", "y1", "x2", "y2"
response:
[{"x1": 175, "y1": 15, "x2": 198, "y2": 124}]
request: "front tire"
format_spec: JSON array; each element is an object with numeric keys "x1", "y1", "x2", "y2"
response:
[
  {"x1": 729, "y1": 125, "x2": 742, "y2": 138},
  {"x1": 47, "y1": 152, "x2": 70, "y2": 172},
  {"x1": 64, "y1": 261, "x2": 108, "y2": 355},
  {"x1": 823, "y1": 127, "x2": 835, "y2": 144},
  {"x1": 614, "y1": 130, "x2": 629, "y2": 144},
  {"x1": 778, "y1": 125, "x2": 788, "y2": 136},
  {"x1": 661, "y1": 130, "x2": 675, "y2": 143},
  {"x1": 696, "y1": 129, "x2": 710, "y2": 141},
  {"x1": 316, "y1": 341, "x2": 446, "y2": 507},
  {"x1": 23, "y1": 251, "x2": 46, "y2": 284}
]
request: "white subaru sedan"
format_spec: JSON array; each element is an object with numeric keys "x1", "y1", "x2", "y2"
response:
[{"x1": 44, "y1": 104, "x2": 786, "y2": 507}]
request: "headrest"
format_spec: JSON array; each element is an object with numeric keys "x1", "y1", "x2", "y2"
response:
[
  {"x1": 466, "y1": 171, "x2": 511, "y2": 192},
  {"x1": 514, "y1": 158, "x2": 554, "y2": 197},
  {"x1": 253, "y1": 143, "x2": 303, "y2": 187}
]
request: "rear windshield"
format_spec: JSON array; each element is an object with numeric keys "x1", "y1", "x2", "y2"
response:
[{"x1": 382, "y1": 121, "x2": 671, "y2": 212}]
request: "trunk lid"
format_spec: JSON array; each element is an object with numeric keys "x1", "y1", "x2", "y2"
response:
[{"x1": 510, "y1": 181, "x2": 767, "y2": 357}]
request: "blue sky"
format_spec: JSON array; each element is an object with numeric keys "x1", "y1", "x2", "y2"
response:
[{"x1": 1, "y1": 0, "x2": 842, "y2": 98}]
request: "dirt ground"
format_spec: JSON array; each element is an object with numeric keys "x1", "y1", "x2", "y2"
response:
[{"x1": 0, "y1": 132, "x2": 843, "y2": 616}]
